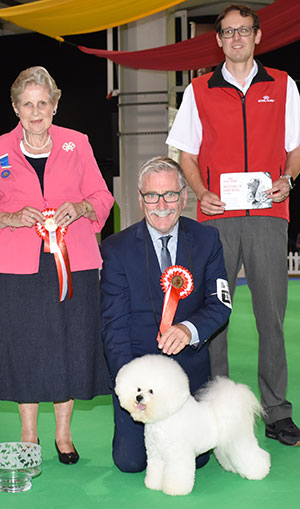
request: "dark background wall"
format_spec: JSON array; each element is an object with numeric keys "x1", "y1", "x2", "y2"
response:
[{"x1": 0, "y1": 30, "x2": 116, "y2": 238}]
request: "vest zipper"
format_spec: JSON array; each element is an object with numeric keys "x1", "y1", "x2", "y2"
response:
[
  {"x1": 240, "y1": 95, "x2": 248, "y2": 173},
  {"x1": 237, "y1": 90, "x2": 249, "y2": 216}
]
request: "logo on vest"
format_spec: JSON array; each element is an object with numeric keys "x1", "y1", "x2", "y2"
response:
[{"x1": 258, "y1": 95, "x2": 275, "y2": 103}]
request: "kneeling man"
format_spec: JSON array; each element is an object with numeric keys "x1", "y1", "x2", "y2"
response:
[{"x1": 100, "y1": 157, "x2": 231, "y2": 472}]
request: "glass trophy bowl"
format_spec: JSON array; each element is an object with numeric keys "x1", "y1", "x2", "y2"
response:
[{"x1": 0, "y1": 442, "x2": 42, "y2": 493}]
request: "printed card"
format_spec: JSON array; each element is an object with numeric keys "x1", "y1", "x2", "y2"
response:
[{"x1": 220, "y1": 172, "x2": 272, "y2": 210}]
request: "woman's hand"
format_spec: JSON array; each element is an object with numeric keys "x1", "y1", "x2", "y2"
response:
[
  {"x1": 2, "y1": 207, "x2": 45, "y2": 229},
  {"x1": 53, "y1": 200, "x2": 96, "y2": 226}
]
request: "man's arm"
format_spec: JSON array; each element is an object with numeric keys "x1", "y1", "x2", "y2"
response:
[
  {"x1": 180, "y1": 151, "x2": 226, "y2": 215},
  {"x1": 266, "y1": 145, "x2": 300, "y2": 202},
  {"x1": 268, "y1": 76, "x2": 300, "y2": 202},
  {"x1": 285, "y1": 144, "x2": 300, "y2": 181},
  {"x1": 158, "y1": 227, "x2": 231, "y2": 355},
  {"x1": 184, "y1": 228, "x2": 232, "y2": 335}
]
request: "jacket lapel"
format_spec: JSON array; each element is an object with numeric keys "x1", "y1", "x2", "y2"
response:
[
  {"x1": 136, "y1": 219, "x2": 165, "y2": 301},
  {"x1": 176, "y1": 218, "x2": 194, "y2": 272}
]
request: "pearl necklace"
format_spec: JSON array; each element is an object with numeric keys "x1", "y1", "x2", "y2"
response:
[{"x1": 23, "y1": 129, "x2": 51, "y2": 151}]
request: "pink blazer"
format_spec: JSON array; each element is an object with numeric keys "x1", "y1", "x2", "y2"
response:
[{"x1": 0, "y1": 123, "x2": 114, "y2": 273}]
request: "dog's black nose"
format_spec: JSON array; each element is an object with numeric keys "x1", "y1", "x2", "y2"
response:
[{"x1": 136, "y1": 394, "x2": 143, "y2": 403}]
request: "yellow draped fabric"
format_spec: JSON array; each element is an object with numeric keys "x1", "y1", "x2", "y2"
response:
[{"x1": 0, "y1": 0, "x2": 183, "y2": 39}]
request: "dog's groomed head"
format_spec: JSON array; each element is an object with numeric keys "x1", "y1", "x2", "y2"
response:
[{"x1": 115, "y1": 355, "x2": 190, "y2": 423}]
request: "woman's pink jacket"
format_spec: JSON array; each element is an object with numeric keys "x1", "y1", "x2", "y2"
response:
[{"x1": 0, "y1": 123, "x2": 114, "y2": 273}]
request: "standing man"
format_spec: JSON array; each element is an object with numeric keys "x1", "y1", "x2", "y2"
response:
[
  {"x1": 167, "y1": 3, "x2": 300, "y2": 446},
  {"x1": 100, "y1": 157, "x2": 231, "y2": 472}
]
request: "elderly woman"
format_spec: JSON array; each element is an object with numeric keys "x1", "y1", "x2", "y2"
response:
[{"x1": 0, "y1": 67, "x2": 114, "y2": 464}]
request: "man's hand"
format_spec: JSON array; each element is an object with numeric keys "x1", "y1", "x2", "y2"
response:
[
  {"x1": 199, "y1": 190, "x2": 226, "y2": 215},
  {"x1": 158, "y1": 324, "x2": 191, "y2": 355},
  {"x1": 266, "y1": 177, "x2": 290, "y2": 203}
]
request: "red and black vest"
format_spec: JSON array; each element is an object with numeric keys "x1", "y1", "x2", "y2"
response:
[{"x1": 192, "y1": 61, "x2": 288, "y2": 222}]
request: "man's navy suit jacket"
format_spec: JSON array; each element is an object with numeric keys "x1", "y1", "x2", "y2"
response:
[{"x1": 100, "y1": 216, "x2": 231, "y2": 394}]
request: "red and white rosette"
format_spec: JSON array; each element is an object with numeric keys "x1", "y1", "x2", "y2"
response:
[
  {"x1": 35, "y1": 208, "x2": 73, "y2": 301},
  {"x1": 157, "y1": 265, "x2": 194, "y2": 341}
]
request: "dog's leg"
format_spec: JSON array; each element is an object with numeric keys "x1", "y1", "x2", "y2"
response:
[
  {"x1": 205, "y1": 377, "x2": 271, "y2": 480},
  {"x1": 144, "y1": 429, "x2": 165, "y2": 491},
  {"x1": 162, "y1": 453, "x2": 195, "y2": 496},
  {"x1": 214, "y1": 436, "x2": 270, "y2": 480},
  {"x1": 145, "y1": 456, "x2": 164, "y2": 491}
]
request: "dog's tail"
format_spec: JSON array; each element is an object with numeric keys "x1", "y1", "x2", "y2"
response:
[
  {"x1": 196, "y1": 377, "x2": 270, "y2": 481},
  {"x1": 195, "y1": 376, "x2": 263, "y2": 433}
]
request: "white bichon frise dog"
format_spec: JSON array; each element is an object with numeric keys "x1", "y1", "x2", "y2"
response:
[{"x1": 115, "y1": 354, "x2": 271, "y2": 496}]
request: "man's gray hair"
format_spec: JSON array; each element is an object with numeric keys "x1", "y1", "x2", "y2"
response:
[{"x1": 138, "y1": 156, "x2": 186, "y2": 190}]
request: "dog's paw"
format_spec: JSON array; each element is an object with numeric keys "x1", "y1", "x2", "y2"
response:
[
  {"x1": 145, "y1": 476, "x2": 162, "y2": 491},
  {"x1": 162, "y1": 474, "x2": 195, "y2": 496},
  {"x1": 162, "y1": 482, "x2": 193, "y2": 496},
  {"x1": 145, "y1": 479, "x2": 162, "y2": 491},
  {"x1": 230, "y1": 448, "x2": 271, "y2": 480},
  {"x1": 243, "y1": 449, "x2": 271, "y2": 480}
]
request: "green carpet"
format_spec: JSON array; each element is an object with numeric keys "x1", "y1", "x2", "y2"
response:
[{"x1": 1, "y1": 280, "x2": 300, "y2": 508}]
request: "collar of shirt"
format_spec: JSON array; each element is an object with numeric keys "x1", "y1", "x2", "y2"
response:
[
  {"x1": 146, "y1": 221, "x2": 179, "y2": 267},
  {"x1": 20, "y1": 140, "x2": 51, "y2": 158},
  {"x1": 222, "y1": 60, "x2": 258, "y2": 95}
]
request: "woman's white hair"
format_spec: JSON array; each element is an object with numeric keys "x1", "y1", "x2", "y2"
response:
[{"x1": 11, "y1": 66, "x2": 61, "y2": 106}]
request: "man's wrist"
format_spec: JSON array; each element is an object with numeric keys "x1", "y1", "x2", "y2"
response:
[
  {"x1": 281, "y1": 174, "x2": 295, "y2": 190},
  {"x1": 180, "y1": 321, "x2": 199, "y2": 345},
  {"x1": 198, "y1": 188, "x2": 209, "y2": 201}
]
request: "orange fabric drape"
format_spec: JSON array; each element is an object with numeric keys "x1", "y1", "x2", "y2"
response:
[{"x1": 0, "y1": 0, "x2": 183, "y2": 38}]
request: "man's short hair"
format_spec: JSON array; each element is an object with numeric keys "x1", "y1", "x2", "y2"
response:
[
  {"x1": 138, "y1": 157, "x2": 186, "y2": 190},
  {"x1": 215, "y1": 3, "x2": 260, "y2": 34}
]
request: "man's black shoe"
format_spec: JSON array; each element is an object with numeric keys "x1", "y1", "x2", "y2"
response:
[{"x1": 265, "y1": 417, "x2": 300, "y2": 446}]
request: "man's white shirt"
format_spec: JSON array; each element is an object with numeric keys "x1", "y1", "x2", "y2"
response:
[{"x1": 166, "y1": 61, "x2": 300, "y2": 154}]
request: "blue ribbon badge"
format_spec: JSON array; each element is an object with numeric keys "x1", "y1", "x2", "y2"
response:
[{"x1": 0, "y1": 153, "x2": 11, "y2": 178}]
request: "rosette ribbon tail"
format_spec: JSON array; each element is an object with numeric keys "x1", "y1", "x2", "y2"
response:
[
  {"x1": 44, "y1": 229, "x2": 73, "y2": 301},
  {"x1": 55, "y1": 231, "x2": 73, "y2": 301},
  {"x1": 156, "y1": 284, "x2": 180, "y2": 340},
  {"x1": 36, "y1": 209, "x2": 73, "y2": 301}
]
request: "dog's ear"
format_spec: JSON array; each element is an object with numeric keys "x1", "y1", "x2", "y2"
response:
[{"x1": 114, "y1": 363, "x2": 131, "y2": 403}]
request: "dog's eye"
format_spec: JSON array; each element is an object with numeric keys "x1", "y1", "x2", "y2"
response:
[
  {"x1": 137, "y1": 387, "x2": 141, "y2": 392},
  {"x1": 149, "y1": 389, "x2": 153, "y2": 394}
]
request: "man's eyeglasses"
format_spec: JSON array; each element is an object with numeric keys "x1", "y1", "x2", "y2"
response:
[
  {"x1": 220, "y1": 26, "x2": 257, "y2": 39},
  {"x1": 139, "y1": 186, "x2": 185, "y2": 204}
]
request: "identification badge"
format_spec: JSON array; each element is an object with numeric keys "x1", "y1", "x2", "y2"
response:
[{"x1": 216, "y1": 279, "x2": 232, "y2": 309}]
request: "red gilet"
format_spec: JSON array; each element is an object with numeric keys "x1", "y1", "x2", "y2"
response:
[{"x1": 192, "y1": 62, "x2": 289, "y2": 222}]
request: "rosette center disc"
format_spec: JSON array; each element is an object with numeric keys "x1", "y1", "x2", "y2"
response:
[
  {"x1": 44, "y1": 217, "x2": 57, "y2": 233},
  {"x1": 171, "y1": 275, "x2": 184, "y2": 289}
]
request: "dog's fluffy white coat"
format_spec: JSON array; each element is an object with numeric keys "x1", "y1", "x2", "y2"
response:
[{"x1": 115, "y1": 354, "x2": 270, "y2": 496}]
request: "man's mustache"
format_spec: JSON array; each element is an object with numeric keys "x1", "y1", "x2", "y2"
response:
[{"x1": 149, "y1": 209, "x2": 175, "y2": 217}]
